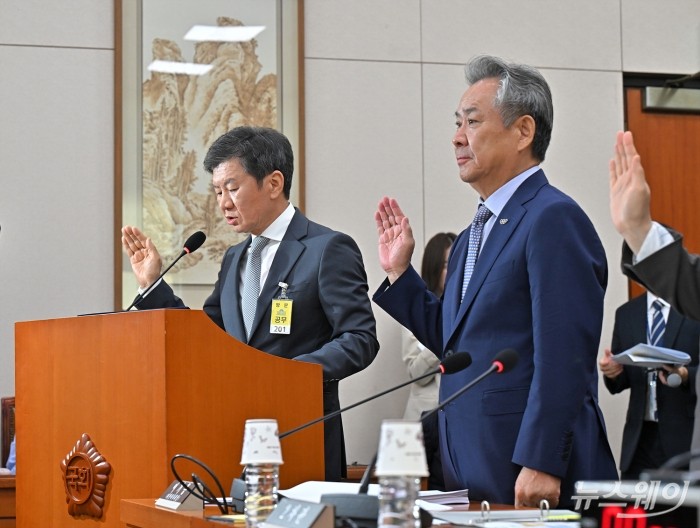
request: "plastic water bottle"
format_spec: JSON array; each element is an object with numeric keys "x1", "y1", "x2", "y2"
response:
[
  {"x1": 244, "y1": 463, "x2": 279, "y2": 527},
  {"x1": 378, "y1": 475, "x2": 421, "y2": 528}
]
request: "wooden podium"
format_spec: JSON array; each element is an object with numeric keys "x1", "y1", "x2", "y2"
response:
[{"x1": 15, "y1": 310, "x2": 325, "y2": 528}]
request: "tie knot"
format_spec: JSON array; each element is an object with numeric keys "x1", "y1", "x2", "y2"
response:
[
  {"x1": 250, "y1": 236, "x2": 269, "y2": 255},
  {"x1": 473, "y1": 204, "x2": 492, "y2": 226},
  {"x1": 652, "y1": 300, "x2": 664, "y2": 313}
]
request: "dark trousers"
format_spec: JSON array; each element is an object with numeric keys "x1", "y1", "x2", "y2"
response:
[
  {"x1": 421, "y1": 410, "x2": 445, "y2": 490},
  {"x1": 622, "y1": 422, "x2": 669, "y2": 480}
]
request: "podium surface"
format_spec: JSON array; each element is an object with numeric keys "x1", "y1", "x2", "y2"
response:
[{"x1": 15, "y1": 310, "x2": 324, "y2": 528}]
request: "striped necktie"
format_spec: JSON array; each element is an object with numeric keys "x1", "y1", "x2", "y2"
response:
[
  {"x1": 241, "y1": 236, "x2": 269, "y2": 340},
  {"x1": 645, "y1": 299, "x2": 665, "y2": 422},
  {"x1": 648, "y1": 300, "x2": 665, "y2": 347},
  {"x1": 461, "y1": 204, "x2": 493, "y2": 301}
]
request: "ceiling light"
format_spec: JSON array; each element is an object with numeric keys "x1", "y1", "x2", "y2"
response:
[{"x1": 184, "y1": 25, "x2": 265, "y2": 42}]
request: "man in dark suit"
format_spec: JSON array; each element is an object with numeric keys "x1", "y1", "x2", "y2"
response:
[
  {"x1": 122, "y1": 126, "x2": 379, "y2": 481},
  {"x1": 600, "y1": 293, "x2": 700, "y2": 478},
  {"x1": 611, "y1": 130, "x2": 700, "y2": 321},
  {"x1": 610, "y1": 130, "x2": 700, "y2": 470},
  {"x1": 373, "y1": 55, "x2": 617, "y2": 508}
]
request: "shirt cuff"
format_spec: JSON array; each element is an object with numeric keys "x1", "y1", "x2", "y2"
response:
[
  {"x1": 634, "y1": 222, "x2": 675, "y2": 264},
  {"x1": 137, "y1": 278, "x2": 161, "y2": 297}
]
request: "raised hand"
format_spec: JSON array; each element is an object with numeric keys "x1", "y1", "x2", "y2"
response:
[
  {"x1": 121, "y1": 225, "x2": 163, "y2": 289},
  {"x1": 374, "y1": 197, "x2": 415, "y2": 283},
  {"x1": 609, "y1": 130, "x2": 652, "y2": 253}
]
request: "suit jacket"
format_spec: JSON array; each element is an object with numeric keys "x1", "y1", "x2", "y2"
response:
[
  {"x1": 622, "y1": 229, "x2": 700, "y2": 322},
  {"x1": 621, "y1": 229, "x2": 700, "y2": 471},
  {"x1": 139, "y1": 209, "x2": 379, "y2": 480},
  {"x1": 374, "y1": 170, "x2": 617, "y2": 506},
  {"x1": 604, "y1": 293, "x2": 700, "y2": 472}
]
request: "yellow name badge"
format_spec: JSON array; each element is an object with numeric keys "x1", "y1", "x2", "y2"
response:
[{"x1": 270, "y1": 299, "x2": 293, "y2": 334}]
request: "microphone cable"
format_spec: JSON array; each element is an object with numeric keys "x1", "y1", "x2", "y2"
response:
[{"x1": 170, "y1": 453, "x2": 230, "y2": 514}]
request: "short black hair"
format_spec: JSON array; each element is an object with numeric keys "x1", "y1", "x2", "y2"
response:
[{"x1": 203, "y1": 126, "x2": 294, "y2": 198}]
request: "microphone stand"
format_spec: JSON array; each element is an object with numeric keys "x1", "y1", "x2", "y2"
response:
[{"x1": 279, "y1": 368, "x2": 446, "y2": 439}]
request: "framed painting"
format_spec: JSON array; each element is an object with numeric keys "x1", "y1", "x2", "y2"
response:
[{"x1": 115, "y1": 0, "x2": 304, "y2": 309}]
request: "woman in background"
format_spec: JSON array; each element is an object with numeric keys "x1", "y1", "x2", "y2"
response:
[{"x1": 401, "y1": 232, "x2": 455, "y2": 490}]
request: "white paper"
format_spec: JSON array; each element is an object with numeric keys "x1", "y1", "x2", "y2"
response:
[
  {"x1": 613, "y1": 343, "x2": 691, "y2": 368},
  {"x1": 279, "y1": 481, "x2": 379, "y2": 503}
]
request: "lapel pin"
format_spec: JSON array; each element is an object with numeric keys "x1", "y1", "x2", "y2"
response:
[{"x1": 499, "y1": 218, "x2": 509, "y2": 225}]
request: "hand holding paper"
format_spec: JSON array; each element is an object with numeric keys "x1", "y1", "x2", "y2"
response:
[{"x1": 613, "y1": 343, "x2": 691, "y2": 368}]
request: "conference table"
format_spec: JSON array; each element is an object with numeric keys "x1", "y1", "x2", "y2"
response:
[{"x1": 120, "y1": 497, "x2": 528, "y2": 528}]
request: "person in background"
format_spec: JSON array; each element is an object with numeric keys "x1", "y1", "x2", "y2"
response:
[
  {"x1": 610, "y1": 129, "x2": 700, "y2": 471},
  {"x1": 374, "y1": 55, "x2": 617, "y2": 508},
  {"x1": 611, "y1": 129, "x2": 700, "y2": 321},
  {"x1": 401, "y1": 231, "x2": 455, "y2": 490},
  {"x1": 122, "y1": 126, "x2": 379, "y2": 481},
  {"x1": 2, "y1": 436, "x2": 15, "y2": 475},
  {"x1": 600, "y1": 292, "x2": 700, "y2": 479}
]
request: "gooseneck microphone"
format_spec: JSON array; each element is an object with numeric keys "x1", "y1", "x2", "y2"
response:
[
  {"x1": 229, "y1": 352, "x2": 473, "y2": 513},
  {"x1": 419, "y1": 347, "x2": 518, "y2": 423},
  {"x1": 279, "y1": 352, "x2": 472, "y2": 440},
  {"x1": 355, "y1": 348, "x2": 519, "y2": 496},
  {"x1": 125, "y1": 231, "x2": 206, "y2": 311}
]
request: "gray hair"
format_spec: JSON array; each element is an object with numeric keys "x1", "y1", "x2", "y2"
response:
[{"x1": 464, "y1": 55, "x2": 553, "y2": 162}]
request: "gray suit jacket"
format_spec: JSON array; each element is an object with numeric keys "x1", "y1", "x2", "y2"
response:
[{"x1": 138, "y1": 209, "x2": 379, "y2": 480}]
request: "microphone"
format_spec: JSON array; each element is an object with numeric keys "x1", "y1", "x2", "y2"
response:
[
  {"x1": 229, "y1": 352, "x2": 473, "y2": 513},
  {"x1": 666, "y1": 371, "x2": 682, "y2": 388},
  {"x1": 125, "y1": 231, "x2": 206, "y2": 311},
  {"x1": 279, "y1": 352, "x2": 472, "y2": 440},
  {"x1": 355, "y1": 348, "x2": 519, "y2": 496},
  {"x1": 411, "y1": 348, "x2": 518, "y2": 425}
]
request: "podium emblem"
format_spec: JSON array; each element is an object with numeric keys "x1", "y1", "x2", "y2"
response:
[{"x1": 60, "y1": 433, "x2": 112, "y2": 518}]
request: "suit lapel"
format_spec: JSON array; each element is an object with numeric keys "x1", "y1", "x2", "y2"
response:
[
  {"x1": 664, "y1": 308, "x2": 682, "y2": 348},
  {"x1": 631, "y1": 296, "x2": 648, "y2": 345},
  {"x1": 222, "y1": 238, "x2": 249, "y2": 341},
  {"x1": 442, "y1": 235, "x2": 467, "y2": 338},
  {"x1": 446, "y1": 171, "x2": 547, "y2": 345}
]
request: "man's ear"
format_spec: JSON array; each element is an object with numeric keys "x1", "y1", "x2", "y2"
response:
[
  {"x1": 267, "y1": 170, "x2": 285, "y2": 199},
  {"x1": 515, "y1": 115, "x2": 536, "y2": 153}
]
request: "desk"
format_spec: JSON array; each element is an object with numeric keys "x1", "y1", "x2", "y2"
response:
[
  {"x1": 121, "y1": 499, "x2": 224, "y2": 528},
  {"x1": 0, "y1": 477, "x2": 16, "y2": 528},
  {"x1": 121, "y1": 498, "x2": 521, "y2": 528}
]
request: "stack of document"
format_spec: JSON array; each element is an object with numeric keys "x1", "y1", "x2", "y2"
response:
[
  {"x1": 417, "y1": 488, "x2": 470, "y2": 510},
  {"x1": 613, "y1": 343, "x2": 691, "y2": 368}
]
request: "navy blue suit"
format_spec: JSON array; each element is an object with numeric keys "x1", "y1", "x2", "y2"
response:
[{"x1": 374, "y1": 170, "x2": 617, "y2": 506}]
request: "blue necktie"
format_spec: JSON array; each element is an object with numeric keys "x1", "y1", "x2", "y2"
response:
[
  {"x1": 648, "y1": 300, "x2": 666, "y2": 347},
  {"x1": 461, "y1": 204, "x2": 492, "y2": 301},
  {"x1": 645, "y1": 300, "x2": 665, "y2": 422},
  {"x1": 241, "y1": 236, "x2": 269, "y2": 340}
]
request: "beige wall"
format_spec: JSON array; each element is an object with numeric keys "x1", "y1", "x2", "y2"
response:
[{"x1": 1, "y1": 0, "x2": 699, "y2": 470}]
